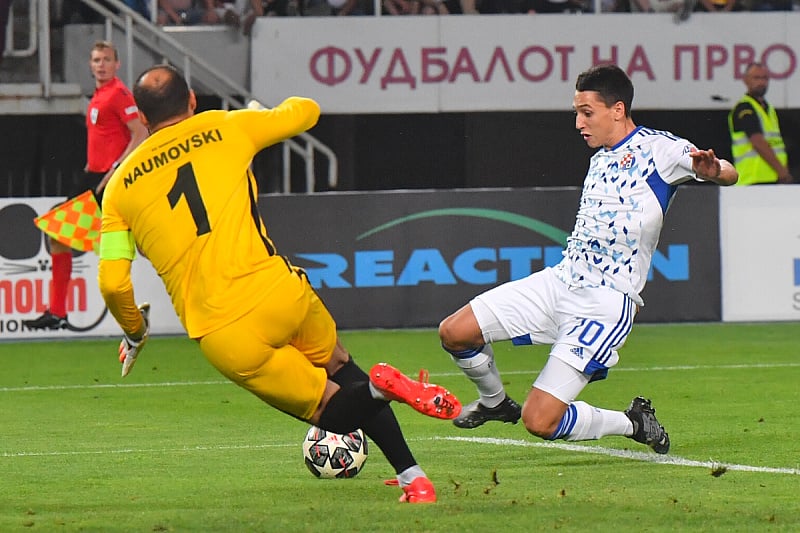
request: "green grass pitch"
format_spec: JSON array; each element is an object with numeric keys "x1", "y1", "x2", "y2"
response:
[{"x1": 2, "y1": 322, "x2": 799, "y2": 532}]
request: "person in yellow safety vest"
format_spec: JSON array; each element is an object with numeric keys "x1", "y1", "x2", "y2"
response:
[{"x1": 728, "y1": 62, "x2": 793, "y2": 185}]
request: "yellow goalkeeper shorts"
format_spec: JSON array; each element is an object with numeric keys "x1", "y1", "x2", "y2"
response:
[{"x1": 199, "y1": 269, "x2": 337, "y2": 420}]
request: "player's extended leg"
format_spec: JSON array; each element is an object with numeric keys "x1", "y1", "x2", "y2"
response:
[
  {"x1": 294, "y1": 284, "x2": 447, "y2": 502},
  {"x1": 328, "y1": 349, "x2": 436, "y2": 503},
  {"x1": 23, "y1": 237, "x2": 71, "y2": 330},
  {"x1": 525, "y1": 357, "x2": 670, "y2": 453},
  {"x1": 439, "y1": 303, "x2": 521, "y2": 428},
  {"x1": 200, "y1": 327, "x2": 443, "y2": 502},
  {"x1": 293, "y1": 283, "x2": 460, "y2": 423}
]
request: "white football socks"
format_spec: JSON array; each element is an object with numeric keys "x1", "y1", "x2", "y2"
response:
[
  {"x1": 397, "y1": 465, "x2": 426, "y2": 487},
  {"x1": 451, "y1": 344, "x2": 505, "y2": 409},
  {"x1": 563, "y1": 401, "x2": 633, "y2": 441}
]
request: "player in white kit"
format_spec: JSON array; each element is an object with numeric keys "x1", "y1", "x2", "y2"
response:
[{"x1": 438, "y1": 64, "x2": 738, "y2": 453}]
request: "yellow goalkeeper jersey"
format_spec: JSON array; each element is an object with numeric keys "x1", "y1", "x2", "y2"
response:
[{"x1": 100, "y1": 97, "x2": 320, "y2": 338}]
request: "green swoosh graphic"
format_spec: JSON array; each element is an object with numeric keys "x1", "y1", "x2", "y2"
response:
[{"x1": 357, "y1": 208, "x2": 570, "y2": 245}]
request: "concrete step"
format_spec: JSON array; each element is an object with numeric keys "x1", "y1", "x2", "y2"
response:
[{"x1": 0, "y1": 82, "x2": 85, "y2": 114}]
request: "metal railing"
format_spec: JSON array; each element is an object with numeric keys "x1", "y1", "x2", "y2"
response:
[
  {"x1": 4, "y1": 0, "x2": 38, "y2": 58},
  {"x1": 81, "y1": 0, "x2": 251, "y2": 106},
  {"x1": 3, "y1": 0, "x2": 338, "y2": 192}
]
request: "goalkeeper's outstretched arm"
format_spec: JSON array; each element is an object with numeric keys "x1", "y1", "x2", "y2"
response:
[{"x1": 98, "y1": 257, "x2": 146, "y2": 338}]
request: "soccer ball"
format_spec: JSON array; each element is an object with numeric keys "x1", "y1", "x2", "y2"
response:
[{"x1": 302, "y1": 426, "x2": 368, "y2": 479}]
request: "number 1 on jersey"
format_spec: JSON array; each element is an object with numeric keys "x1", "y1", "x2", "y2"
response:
[{"x1": 168, "y1": 163, "x2": 211, "y2": 236}]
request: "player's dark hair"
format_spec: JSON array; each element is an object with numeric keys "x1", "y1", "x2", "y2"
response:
[
  {"x1": 133, "y1": 64, "x2": 190, "y2": 128},
  {"x1": 575, "y1": 64, "x2": 634, "y2": 117}
]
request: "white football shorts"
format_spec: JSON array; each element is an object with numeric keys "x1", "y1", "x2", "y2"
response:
[{"x1": 470, "y1": 266, "x2": 637, "y2": 383}]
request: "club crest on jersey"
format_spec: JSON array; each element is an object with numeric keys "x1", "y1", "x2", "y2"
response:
[
  {"x1": 620, "y1": 153, "x2": 634, "y2": 169},
  {"x1": 90, "y1": 107, "x2": 99, "y2": 124}
]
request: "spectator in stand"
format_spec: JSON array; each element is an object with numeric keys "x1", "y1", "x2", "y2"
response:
[
  {"x1": 747, "y1": 0, "x2": 791, "y2": 9},
  {"x1": 214, "y1": 0, "x2": 284, "y2": 35},
  {"x1": 384, "y1": 0, "x2": 449, "y2": 13},
  {"x1": 123, "y1": 0, "x2": 153, "y2": 19},
  {"x1": 458, "y1": 0, "x2": 481, "y2": 12},
  {"x1": 329, "y1": 0, "x2": 368, "y2": 14},
  {"x1": 598, "y1": 0, "x2": 628, "y2": 11},
  {"x1": 630, "y1": 0, "x2": 694, "y2": 19},
  {"x1": 728, "y1": 62, "x2": 793, "y2": 185},
  {"x1": 629, "y1": 0, "x2": 685, "y2": 12},
  {"x1": 259, "y1": 0, "x2": 291, "y2": 16},
  {"x1": 157, "y1": 0, "x2": 221, "y2": 25},
  {"x1": 383, "y1": 0, "x2": 416, "y2": 13},
  {"x1": 60, "y1": 0, "x2": 104, "y2": 23},
  {"x1": 418, "y1": 0, "x2": 450, "y2": 12},
  {"x1": 695, "y1": 0, "x2": 736, "y2": 11},
  {"x1": 528, "y1": 0, "x2": 585, "y2": 12},
  {"x1": 468, "y1": 0, "x2": 532, "y2": 11},
  {"x1": 458, "y1": 0, "x2": 490, "y2": 15},
  {"x1": 23, "y1": 41, "x2": 147, "y2": 331}
]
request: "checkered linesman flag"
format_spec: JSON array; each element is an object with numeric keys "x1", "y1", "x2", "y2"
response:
[{"x1": 34, "y1": 190, "x2": 102, "y2": 253}]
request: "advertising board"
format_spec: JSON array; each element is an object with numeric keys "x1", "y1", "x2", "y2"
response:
[
  {"x1": 261, "y1": 187, "x2": 722, "y2": 328},
  {"x1": 251, "y1": 13, "x2": 800, "y2": 113},
  {"x1": 720, "y1": 186, "x2": 800, "y2": 322},
  {"x1": 0, "y1": 187, "x2": 723, "y2": 339},
  {"x1": 0, "y1": 198, "x2": 182, "y2": 340}
]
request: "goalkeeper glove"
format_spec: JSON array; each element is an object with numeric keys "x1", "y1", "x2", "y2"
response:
[{"x1": 119, "y1": 303, "x2": 151, "y2": 378}]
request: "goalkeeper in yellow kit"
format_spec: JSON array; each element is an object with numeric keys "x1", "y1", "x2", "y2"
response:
[{"x1": 97, "y1": 64, "x2": 461, "y2": 503}]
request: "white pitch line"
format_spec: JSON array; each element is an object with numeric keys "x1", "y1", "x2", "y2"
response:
[
  {"x1": 4, "y1": 436, "x2": 798, "y2": 477},
  {"x1": 439, "y1": 436, "x2": 800, "y2": 476},
  {"x1": 0, "y1": 380, "x2": 233, "y2": 392},
  {"x1": 1, "y1": 443, "x2": 293, "y2": 458},
  {"x1": 2, "y1": 362, "x2": 799, "y2": 393}
]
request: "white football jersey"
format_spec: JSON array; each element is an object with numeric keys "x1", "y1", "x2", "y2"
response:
[{"x1": 553, "y1": 126, "x2": 702, "y2": 306}]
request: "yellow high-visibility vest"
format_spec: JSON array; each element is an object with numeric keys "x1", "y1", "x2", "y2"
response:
[{"x1": 728, "y1": 95, "x2": 787, "y2": 186}]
